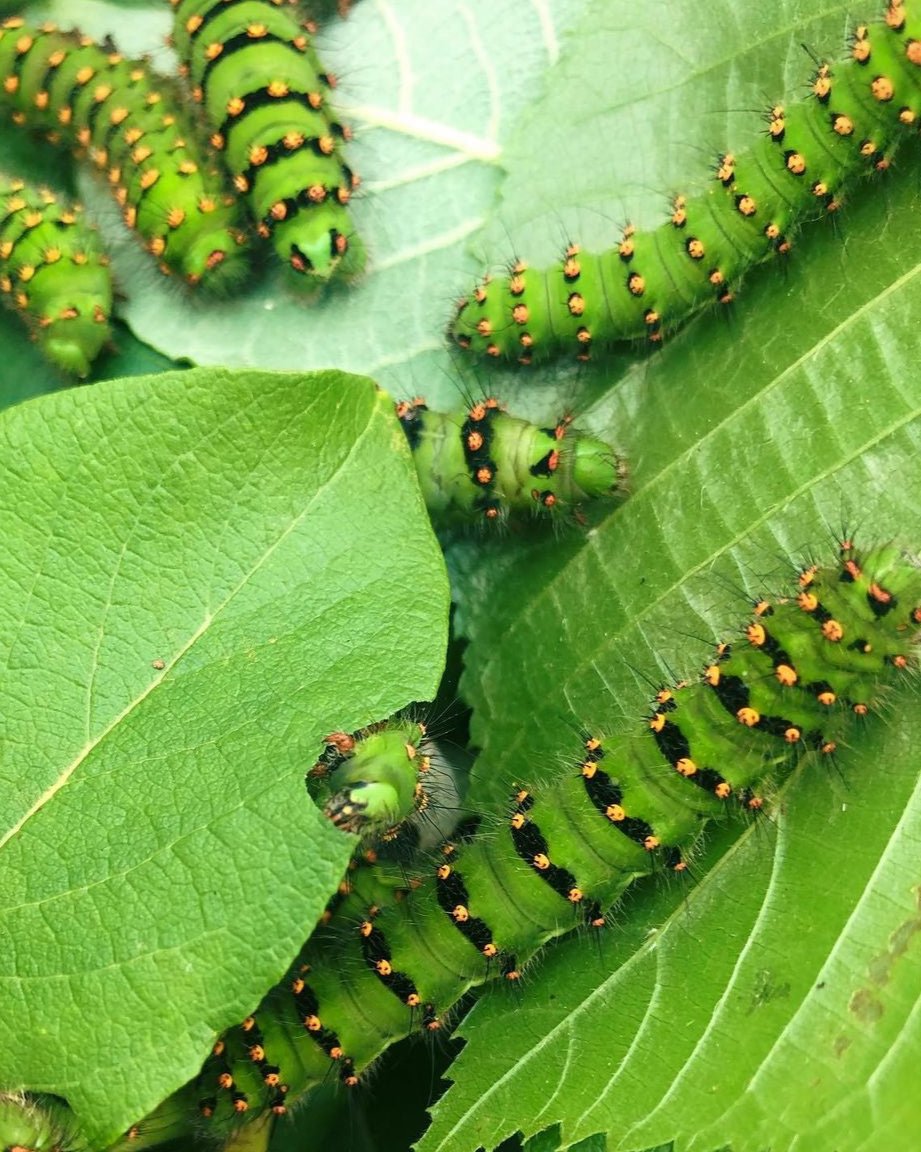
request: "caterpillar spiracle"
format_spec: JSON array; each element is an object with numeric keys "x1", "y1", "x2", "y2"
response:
[
  {"x1": 169, "y1": 0, "x2": 364, "y2": 282},
  {"x1": 449, "y1": 1, "x2": 921, "y2": 364},
  {"x1": 0, "y1": 17, "x2": 249, "y2": 290},
  {"x1": 111, "y1": 540, "x2": 921, "y2": 1149},
  {"x1": 0, "y1": 173, "x2": 112, "y2": 376},
  {"x1": 396, "y1": 398, "x2": 626, "y2": 524}
]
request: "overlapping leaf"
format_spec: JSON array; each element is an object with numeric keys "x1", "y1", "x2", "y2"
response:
[{"x1": 0, "y1": 369, "x2": 449, "y2": 1144}]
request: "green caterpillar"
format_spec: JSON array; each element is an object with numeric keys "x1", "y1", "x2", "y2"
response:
[
  {"x1": 449, "y1": 1, "x2": 921, "y2": 363},
  {"x1": 169, "y1": 0, "x2": 364, "y2": 282},
  {"x1": 307, "y1": 720, "x2": 432, "y2": 847},
  {"x1": 0, "y1": 1094, "x2": 86, "y2": 1152},
  {"x1": 110, "y1": 540, "x2": 921, "y2": 1149},
  {"x1": 396, "y1": 398, "x2": 625, "y2": 523},
  {"x1": 0, "y1": 173, "x2": 112, "y2": 376},
  {"x1": 0, "y1": 17, "x2": 249, "y2": 290}
]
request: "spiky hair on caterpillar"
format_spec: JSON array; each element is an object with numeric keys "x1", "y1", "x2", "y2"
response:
[
  {"x1": 0, "y1": 1093, "x2": 87, "y2": 1152},
  {"x1": 395, "y1": 397, "x2": 627, "y2": 525},
  {"x1": 0, "y1": 173, "x2": 113, "y2": 377},
  {"x1": 449, "y1": 1, "x2": 921, "y2": 364},
  {"x1": 169, "y1": 0, "x2": 364, "y2": 283},
  {"x1": 106, "y1": 540, "x2": 921, "y2": 1151},
  {"x1": 0, "y1": 16, "x2": 250, "y2": 292}
]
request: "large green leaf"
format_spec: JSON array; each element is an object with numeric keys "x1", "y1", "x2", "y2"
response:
[{"x1": 0, "y1": 369, "x2": 449, "y2": 1145}]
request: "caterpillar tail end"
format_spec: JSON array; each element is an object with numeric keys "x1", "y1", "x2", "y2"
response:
[
  {"x1": 571, "y1": 436, "x2": 629, "y2": 502},
  {"x1": 39, "y1": 307, "x2": 112, "y2": 379}
]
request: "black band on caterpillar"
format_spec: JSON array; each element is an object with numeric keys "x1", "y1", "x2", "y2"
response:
[
  {"x1": 169, "y1": 0, "x2": 364, "y2": 282},
  {"x1": 0, "y1": 174, "x2": 112, "y2": 376},
  {"x1": 116, "y1": 541, "x2": 921, "y2": 1147},
  {"x1": 395, "y1": 397, "x2": 626, "y2": 523},
  {"x1": 307, "y1": 720, "x2": 431, "y2": 846},
  {"x1": 449, "y1": 2, "x2": 921, "y2": 363},
  {"x1": 0, "y1": 17, "x2": 250, "y2": 290}
]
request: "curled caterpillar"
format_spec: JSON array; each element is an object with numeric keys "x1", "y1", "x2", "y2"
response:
[
  {"x1": 307, "y1": 720, "x2": 431, "y2": 845},
  {"x1": 170, "y1": 0, "x2": 364, "y2": 282},
  {"x1": 113, "y1": 540, "x2": 921, "y2": 1146},
  {"x1": 0, "y1": 173, "x2": 112, "y2": 376},
  {"x1": 449, "y1": 1, "x2": 921, "y2": 363},
  {"x1": 396, "y1": 398, "x2": 626, "y2": 523},
  {"x1": 0, "y1": 17, "x2": 249, "y2": 290}
]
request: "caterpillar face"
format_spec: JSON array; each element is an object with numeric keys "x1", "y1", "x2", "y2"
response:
[
  {"x1": 396, "y1": 398, "x2": 626, "y2": 524},
  {"x1": 0, "y1": 174, "x2": 112, "y2": 376},
  {"x1": 115, "y1": 541, "x2": 921, "y2": 1146},
  {"x1": 0, "y1": 18, "x2": 250, "y2": 291},
  {"x1": 169, "y1": 0, "x2": 364, "y2": 283},
  {"x1": 449, "y1": 1, "x2": 921, "y2": 363},
  {"x1": 307, "y1": 720, "x2": 432, "y2": 845}
]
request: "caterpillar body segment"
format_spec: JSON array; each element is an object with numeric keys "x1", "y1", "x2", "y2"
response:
[
  {"x1": 395, "y1": 398, "x2": 626, "y2": 524},
  {"x1": 450, "y1": 2, "x2": 921, "y2": 363},
  {"x1": 0, "y1": 174, "x2": 113, "y2": 376},
  {"x1": 0, "y1": 17, "x2": 250, "y2": 290}
]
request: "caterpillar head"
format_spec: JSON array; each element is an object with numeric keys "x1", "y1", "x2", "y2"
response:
[
  {"x1": 309, "y1": 721, "x2": 430, "y2": 845},
  {"x1": 0, "y1": 1093, "x2": 83, "y2": 1152},
  {"x1": 284, "y1": 210, "x2": 366, "y2": 283}
]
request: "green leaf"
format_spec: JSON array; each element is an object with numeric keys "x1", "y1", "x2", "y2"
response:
[{"x1": 0, "y1": 368, "x2": 449, "y2": 1145}]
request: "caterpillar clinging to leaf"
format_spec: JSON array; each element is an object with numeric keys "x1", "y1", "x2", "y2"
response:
[
  {"x1": 0, "y1": 17, "x2": 249, "y2": 290},
  {"x1": 0, "y1": 173, "x2": 112, "y2": 376},
  {"x1": 112, "y1": 540, "x2": 921, "y2": 1149},
  {"x1": 396, "y1": 398, "x2": 626, "y2": 524},
  {"x1": 169, "y1": 0, "x2": 364, "y2": 282},
  {"x1": 449, "y1": 1, "x2": 921, "y2": 364}
]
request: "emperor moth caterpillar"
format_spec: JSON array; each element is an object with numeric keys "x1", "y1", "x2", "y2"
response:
[
  {"x1": 0, "y1": 17, "x2": 249, "y2": 290},
  {"x1": 396, "y1": 398, "x2": 626, "y2": 523},
  {"x1": 114, "y1": 540, "x2": 921, "y2": 1147},
  {"x1": 307, "y1": 720, "x2": 432, "y2": 846},
  {"x1": 449, "y1": 1, "x2": 921, "y2": 364},
  {"x1": 0, "y1": 173, "x2": 112, "y2": 377},
  {"x1": 169, "y1": 0, "x2": 364, "y2": 282}
]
